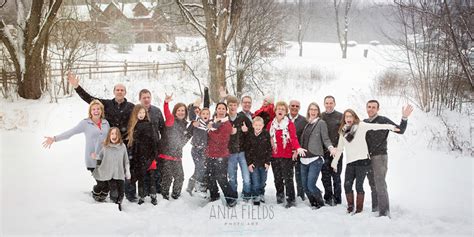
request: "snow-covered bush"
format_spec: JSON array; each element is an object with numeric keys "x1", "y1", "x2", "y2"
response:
[
  {"x1": 369, "y1": 40, "x2": 380, "y2": 46},
  {"x1": 374, "y1": 69, "x2": 408, "y2": 96}
]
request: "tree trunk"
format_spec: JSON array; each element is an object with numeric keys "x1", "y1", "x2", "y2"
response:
[
  {"x1": 18, "y1": 56, "x2": 43, "y2": 99},
  {"x1": 236, "y1": 68, "x2": 244, "y2": 98}
]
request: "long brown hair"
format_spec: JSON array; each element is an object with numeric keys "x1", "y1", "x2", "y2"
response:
[
  {"x1": 306, "y1": 102, "x2": 321, "y2": 121},
  {"x1": 127, "y1": 104, "x2": 150, "y2": 147},
  {"x1": 338, "y1": 109, "x2": 360, "y2": 134},
  {"x1": 103, "y1": 127, "x2": 123, "y2": 146}
]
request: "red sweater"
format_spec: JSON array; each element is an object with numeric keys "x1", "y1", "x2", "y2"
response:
[
  {"x1": 266, "y1": 120, "x2": 301, "y2": 158},
  {"x1": 207, "y1": 121, "x2": 233, "y2": 158}
]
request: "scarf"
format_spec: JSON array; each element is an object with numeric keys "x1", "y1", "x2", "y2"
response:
[
  {"x1": 342, "y1": 124, "x2": 358, "y2": 142},
  {"x1": 269, "y1": 116, "x2": 290, "y2": 151},
  {"x1": 196, "y1": 118, "x2": 209, "y2": 131}
]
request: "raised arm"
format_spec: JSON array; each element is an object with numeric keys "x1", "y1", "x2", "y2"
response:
[
  {"x1": 203, "y1": 87, "x2": 210, "y2": 108},
  {"x1": 163, "y1": 94, "x2": 174, "y2": 127},
  {"x1": 68, "y1": 72, "x2": 102, "y2": 104},
  {"x1": 362, "y1": 122, "x2": 396, "y2": 133},
  {"x1": 53, "y1": 120, "x2": 86, "y2": 142}
]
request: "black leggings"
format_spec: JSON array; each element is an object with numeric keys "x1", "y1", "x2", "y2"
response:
[
  {"x1": 93, "y1": 179, "x2": 124, "y2": 203},
  {"x1": 344, "y1": 159, "x2": 370, "y2": 194}
]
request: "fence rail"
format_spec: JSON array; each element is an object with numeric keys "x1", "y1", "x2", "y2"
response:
[{"x1": 1, "y1": 59, "x2": 186, "y2": 86}]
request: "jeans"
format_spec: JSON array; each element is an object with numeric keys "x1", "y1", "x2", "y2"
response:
[
  {"x1": 191, "y1": 147, "x2": 208, "y2": 183},
  {"x1": 294, "y1": 158, "x2": 305, "y2": 198},
  {"x1": 321, "y1": 151, "x2": 343, "y2": 203},
  {"x1": 368, "y1": 154, "x2": 390, "y2": 215},
  {"x1": 272, "y1": 158, "x2": 296, "y2": 202},
  {"x1": 208, "y1": 157, "x2": 238, "y2": 204},
  {"x1": 300, "y1": 157, "x2": 324, "y2": 198},
  {"x1": 344, "y1": 159, "x2": 370, "y2": 194},
  {"x1": 227, "y1": 152, "x2": 251, "y2": 198},
  {"x1": 250, "y1": 167, "x2": 268, "y2": 197}
]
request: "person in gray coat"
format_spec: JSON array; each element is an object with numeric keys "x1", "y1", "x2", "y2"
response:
[
  {"x1": 297, "y1": 102, "x2": 336, "y2": 209},
  {"x1": 92, "y1": 127, "x2": 130, "y2": 210},
  {"x1": 43, "y1": 100, "x2": 110, "y2": 172}
]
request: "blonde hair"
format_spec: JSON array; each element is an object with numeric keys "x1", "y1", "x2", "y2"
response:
[
  {"x1": 127, "y1": 104, "x2": 150, "y2": 147},
  {"x1": 88, "y1": 100, "x2": 105, "y2": 119},
  {"x1": 274, "y1": 101, "x2": 289, "y2": 114},
  {"x1": 306, "y1": 102, "x2": 321, "y2": 120},
  {"x1": 104, "y1": 127, "x2": 123, "y2": 146},
  {"x1": 253, "y1": 116, "x2": 264, "y2": 124}
]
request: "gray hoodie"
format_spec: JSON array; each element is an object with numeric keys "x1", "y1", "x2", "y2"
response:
[
  {"x1": 55, "y1": 118, "x2": 110, "y2": 169},
  {"x1": 93, "y1": 143, "x2": 130, "y2": 181}
]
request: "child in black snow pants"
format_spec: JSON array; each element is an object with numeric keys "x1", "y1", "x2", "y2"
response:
[{"x1": 92, "y1": 127, "x2": 130, "y2": 210}]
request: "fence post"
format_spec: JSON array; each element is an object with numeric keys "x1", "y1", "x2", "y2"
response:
[{"x1": 124, "y1": 60, "x2": 128, "y2": 76}]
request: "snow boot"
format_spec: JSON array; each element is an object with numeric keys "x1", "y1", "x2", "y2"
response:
[
  {"x1": 162, "y1": 193, "x2": 169, "y2": 200},
  {"x1": 150, "y1": 194, "x2": 158, "y2": 205},
  {"x1": 171, "y1": 192, "x2": 180, "y2": 200},
  {"x1": 346, "y1": 192, "x2": 354, "y2": 213},
  {"x1": 355, "y1": 193, "x2": 365, "y2": 214}
]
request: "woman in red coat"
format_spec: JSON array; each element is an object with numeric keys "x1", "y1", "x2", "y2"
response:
[
  {"x1": 267, "y1": 101, "x2": 306, "y2": 208},
  {"x1": 206, "y1": 102, "x2": 238, "y2": 207}
]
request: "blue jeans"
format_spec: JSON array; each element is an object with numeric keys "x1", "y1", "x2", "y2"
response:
[
  {"x1": 227, "y1": 152, "x2": 251, "y2": 197},
  {"x1": 300, "y1": 157, "x2": 324, "y2": 198},
  {"x1": 250, "y1": 167, "x2": 267, "y2": 197}
]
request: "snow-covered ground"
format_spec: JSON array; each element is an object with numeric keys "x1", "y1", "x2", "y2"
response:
[{"x1": 1, "y1": 40, "x2": 472, "y2": 236}]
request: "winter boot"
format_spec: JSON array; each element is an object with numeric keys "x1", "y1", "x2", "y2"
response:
[
  {"x1": 285, "y1": 199, "x2": 296, "y2": 208},
  {"x1": 162, "y1": 193, "x2": 170, "y2": 200},
  {"x1": 150, "y1": 194, "x2": 158, "y2": 205},
  {"x1": 186, "y1": 178, "x2": 196, "y2": 196},
  {"x1": 138, "y1": 197, "x2": 145, "y2": 205},
  {"x1": 276, "y1": 193, "x2": 285, "y2": 204},
  {"x1": 315, "y1": 194, "x2": 326, "y2": 209},
  {"x1": 355, "y1": 193, "x2": 365, "y2": 214},
  {"x1": 308, "y1": 195, "x2": 318, "y2": 207},
  {"x1": 253, "y1": 196, "x2": 260, "y2": 206},
  {"x1": 346, "y1": 192, "x2": 354, "y2": 213}
]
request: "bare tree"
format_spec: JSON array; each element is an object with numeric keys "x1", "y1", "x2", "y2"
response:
[
  {"x1": 230, "y1": 0, "x2": 284, "y2": 97},
  {"x1": 391, "y1": 0, "x2": 473, "y2": 114},
  {"x1": 175, "y1": 0, "x2": 243, "y2": 102},
  {"x1": 0, "y1": 0, "x2": 63, "y2": 99},
  {"x1": 296, "y1": 0, "x2": 314, "y2": 57},
  {"x1": 48, "y1": 5, "x2": 97, "y2": 95},
  {"x1": 334, "y1": 0, "x2": 353, "y2": 59}
]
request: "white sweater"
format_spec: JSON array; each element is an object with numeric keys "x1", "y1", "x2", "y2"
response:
[{"x1": 331, "y1": 122, "x2": 395, "y2": 171}]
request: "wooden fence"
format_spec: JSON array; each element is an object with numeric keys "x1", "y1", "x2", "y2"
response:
[{"x1": 0, "y1": 59, "x2": 187, "y2": 87}]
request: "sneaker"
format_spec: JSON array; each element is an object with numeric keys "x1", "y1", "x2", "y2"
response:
[{"x1": 227, "y1": 199, "x2": 237, "y2": 207}]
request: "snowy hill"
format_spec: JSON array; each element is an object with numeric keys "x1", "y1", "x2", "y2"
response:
[{"x1": 1, "y1": 40, "x2": 472, "y2": 236}]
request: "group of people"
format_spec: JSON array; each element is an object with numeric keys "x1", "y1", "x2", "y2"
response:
[{"x1": 42, "y1": 72, "x2": 413, "y2": 217}]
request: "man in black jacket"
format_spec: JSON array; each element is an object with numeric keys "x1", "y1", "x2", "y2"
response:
[
  {"x1": 365, "y1": 100, "x2": 413, "y2": 217},
  {"x1": 320, "y1": 96, "x2": 343, "y2": 206},
  {"x1": 288, "y1": 100, "x2": 308, "y2": 201},
  {"x1": 68, "y1": 72, "x2": 136, "y2": 201}
]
